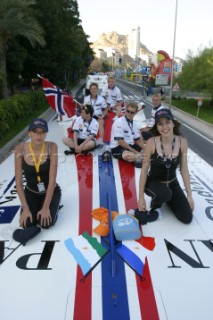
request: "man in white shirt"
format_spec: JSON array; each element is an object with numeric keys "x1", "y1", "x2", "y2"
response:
[
  {"x1": 63, "y1": 104, "x2": 99, "y2": 155},
  {"x1": 110, "y1": 102, "x2": 144, "y2": 165},
  {"x1": 84, "y1": 82, "x2": 108, "y2": 144},
  {"x1": 141, "y1": 94, "x2": 165, "y2": 140},
  {"x1": 101, "y1": 76, "x2": 123, "y2": 121}
]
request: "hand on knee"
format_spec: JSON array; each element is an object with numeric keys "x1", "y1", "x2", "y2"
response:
[{"x1": 123, "y1": 152, "x2": 134, "y2": 162}]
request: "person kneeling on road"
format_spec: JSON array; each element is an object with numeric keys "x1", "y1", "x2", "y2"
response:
[
  {"x1": 63, "y1": 104, "x2": 99, "y2": 155},
  {"x1": 110, "y1": 102, "x2": 145, "y2": 167}
]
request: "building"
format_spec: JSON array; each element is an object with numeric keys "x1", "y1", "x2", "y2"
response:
[{"x1": 128, "y1": 26, "x2": 140, "y2": 60}]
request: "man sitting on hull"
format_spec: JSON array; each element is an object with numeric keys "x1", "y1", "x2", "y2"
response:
[
  {"x1": 110, "y1": 102, "x2": 144, "y2": 167},
  {"x1": 63, "y1": 104, "x2": 99, "y2": 155}
]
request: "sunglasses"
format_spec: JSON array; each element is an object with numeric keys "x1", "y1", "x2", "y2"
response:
[{"x1": 126, "y1": 110, "x2": 136, "y2": 115}]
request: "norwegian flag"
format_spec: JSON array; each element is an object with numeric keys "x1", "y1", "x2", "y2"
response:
[{"x1": 40, "y1": 76, "x2": 76, "y2": 117}]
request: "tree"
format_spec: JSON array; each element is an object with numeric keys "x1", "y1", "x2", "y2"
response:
[
  {"x1": 21, "y1": 0, "x2": 94, "y2": 87},
  {"x1": 177, "y1": 47, "x2": 213, "y2": 99},
  {"x1": 0, "y1": 0, "x2": 45, "y2": 98}
]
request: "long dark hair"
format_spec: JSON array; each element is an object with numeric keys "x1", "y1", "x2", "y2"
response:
[{"x1": 150, "y1": 119, "x2": 182, "y2": 136}]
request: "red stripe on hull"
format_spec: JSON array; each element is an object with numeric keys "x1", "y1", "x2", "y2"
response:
[
  {"x1": 74, "y1": 155, "x2": 93, "y2": 320},
  {"x1": 118, "y1": 160, "x2": 159, "y2": 320},
  {"x1": 104, "y1": 112, "x2": 114, "y2": 142}
]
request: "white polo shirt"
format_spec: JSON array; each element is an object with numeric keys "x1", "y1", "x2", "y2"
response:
[
  {"x1": 84, "y1": 95, "x2": 107, "y2": 117},
  {"x1": 72, "y1": 116, "x2": 99, "y2": 139},
  {"x1": 148, "y1": 105, "x2": 165, "y2": 128},
  {"x1": 110, "y1": 116, "x2": 140, "y2": 148},
  {"x1": 101, "y1": 85, "x2": 123, "y2": 107}
]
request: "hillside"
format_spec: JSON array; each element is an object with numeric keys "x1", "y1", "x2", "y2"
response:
[{"x1": 91, "y1": 31, "x2": 152, "y2": 56}]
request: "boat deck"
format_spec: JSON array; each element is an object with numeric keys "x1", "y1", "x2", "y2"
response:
[{"x1": 0, "y1": 113, "x2": 213, "y2": 320}]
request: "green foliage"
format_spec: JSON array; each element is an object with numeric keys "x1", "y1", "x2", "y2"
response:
[
  {"x1": 20, "y1": 0, "x2": 94, "y2": 87},
  {"x1": 177, "y1": 47, "x2": 213, "y2": 98},
  {"x1": 172, "y1": 99, "x2": 213, "y2": 124},
  {"x1": 0, "y1": 90, "x2": 48, "y2": 139},
  {"x1": 0, "y1": 0, "x2": 93, "y2": 98},
  {"x1": 0, "y1": 0, "x2": 46, "y2": 98}
]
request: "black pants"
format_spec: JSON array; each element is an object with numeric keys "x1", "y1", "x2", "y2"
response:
[
  {"x1": 23, "y1": 184, "x2": 61, "y2": 228},
  {"x1": 145, "y1": 177, "x2": 193, "y2": 224},
  {"x1": 111, "y1": 144, "x2": 141, "y2": 160}
]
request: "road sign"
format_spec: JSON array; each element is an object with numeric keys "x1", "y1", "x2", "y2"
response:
[{"x1": 155, "y1": 74, "x2": 169, "y2": 85}]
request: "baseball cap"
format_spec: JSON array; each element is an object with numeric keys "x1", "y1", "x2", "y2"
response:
[
  {"x1": 28, "y1": 118, "x2": 48, "y2": 132},
  {"x1": 155, "y1": 109, "x2": 174, "y2": 123},
  {"x1": 138, "y1": 102, "x2": 145, "y2": 109}
]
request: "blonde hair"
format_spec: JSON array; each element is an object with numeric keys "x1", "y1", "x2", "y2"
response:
[{"x1": 126, "y1": 102, "x2": 138, "y2": 111}]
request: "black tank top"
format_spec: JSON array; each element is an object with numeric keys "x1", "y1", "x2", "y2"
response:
[
  {"x1": 148, "y1": 138, "x2": 181, "y2": 181},
  {"x1": 22, "y1": 143, "x2": 50, "y2": 192}
]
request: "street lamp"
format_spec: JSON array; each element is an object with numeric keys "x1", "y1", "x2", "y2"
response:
[{"x1": 169, "y1": 0, "x2": 178, "y2": 109}]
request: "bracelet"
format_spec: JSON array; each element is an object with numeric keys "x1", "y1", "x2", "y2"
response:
[{"x1": 186, "y1": 190, "x2": 192, "y2": 195}]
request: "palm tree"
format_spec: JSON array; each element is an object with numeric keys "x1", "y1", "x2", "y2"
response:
[{"x1": 0, "y1": 0, "x2": 45, "y2": 98}]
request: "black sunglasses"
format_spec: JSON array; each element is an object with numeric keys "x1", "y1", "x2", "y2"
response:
[{"x1": 126, "y1": 110, "x2": 136, "y2": 115}]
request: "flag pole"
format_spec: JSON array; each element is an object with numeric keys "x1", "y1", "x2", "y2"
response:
[{"x1": 107, "y1": 192, "x2": 116, "y2": 277}]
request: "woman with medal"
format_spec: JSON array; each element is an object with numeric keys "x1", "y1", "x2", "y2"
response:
[
  {"x1": 138, "y1": 109, "x2": 194, "y2": 224},
  {"x1": 14, "y1": 118, "x2": 61, "y2": 233}
]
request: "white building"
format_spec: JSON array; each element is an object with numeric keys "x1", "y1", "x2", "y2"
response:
[
  {"x1": 93, "y1": 48, "x2": 107, "y2": 60},
  {"x1": 128, "y1": 26, "x2": 140, "y2": 60}
]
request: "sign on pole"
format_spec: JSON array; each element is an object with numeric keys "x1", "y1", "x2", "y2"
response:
[
  {"x1": 155, "y1": 74, "x2": 169, "y2": 85},
  {"x1": 196, "y1": 99, "x2": 203, "y2": 118}
]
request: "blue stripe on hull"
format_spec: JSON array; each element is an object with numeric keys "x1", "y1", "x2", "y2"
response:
[{"x1": 98, "y1": 157, "x2": 130, "y2": 320}]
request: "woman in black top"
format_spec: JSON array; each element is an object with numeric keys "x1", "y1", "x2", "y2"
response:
[
  {"x1": 15, "y1": 118, "x2": 61, "y2": 229},
  {"x1": 138, "y1": 109, "x2": 194, "y2": 224}
]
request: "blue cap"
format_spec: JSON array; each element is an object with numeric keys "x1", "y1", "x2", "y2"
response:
[
  {"x1": 28, "y1": 118, "x2": 48, "y2": 132},
  {"x1": 155, "y1": 109, "x2": 174, "y2": 123}
]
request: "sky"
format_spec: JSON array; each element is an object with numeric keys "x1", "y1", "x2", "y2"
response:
[{"x1": 77, "y1": 0, "x2": 213, "y2": 60}]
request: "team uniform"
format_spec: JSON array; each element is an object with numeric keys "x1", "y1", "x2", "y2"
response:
[
  {"x1": 110, "y1": 116, "x2": 141, "y2": 159},
  {"x1": 83, "y1": 95, "x2": 107, "y2": 119},
  {"x1": 101, "y1": 85, "x2": 123, "y2": 111},
  {"x1": 72, "y1": 115, "x2": 99, "y2": 144},
  {"x1": 142, "y1": 105, "x2": 165, "y2": 140},
  {"x1": 147, "y1": 105, "x2": 165, "y2": 128}
]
